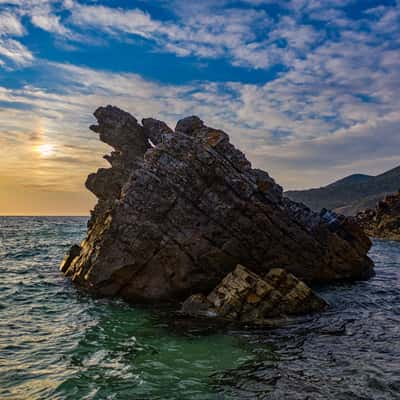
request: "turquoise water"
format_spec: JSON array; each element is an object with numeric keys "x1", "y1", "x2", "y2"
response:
[{"x1": 1, "y1": 217, "x2": 399, "y2": 399}]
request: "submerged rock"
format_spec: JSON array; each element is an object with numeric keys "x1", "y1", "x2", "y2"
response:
[
  {"x1": 61, "y1": 105, "x2": 374, "y2": 302},
  {"x1": 356, "y1": 192, "x2": 400, "y2": 241},
  {"x1": 181, "y1": 265, "x2": 328, "y2": 324}
]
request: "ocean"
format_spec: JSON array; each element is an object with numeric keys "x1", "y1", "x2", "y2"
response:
[{"x1": 0, "y1": 216, "x2": 399, "y2": 399}]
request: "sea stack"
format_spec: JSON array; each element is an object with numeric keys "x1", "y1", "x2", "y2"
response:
[{"x1": 61, "y1": 106, "x2": 374, "y2": 303}]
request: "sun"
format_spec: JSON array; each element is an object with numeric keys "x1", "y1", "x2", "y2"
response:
[{"x1": 35, "y1": 143, "x2": 55, "y2": 157}]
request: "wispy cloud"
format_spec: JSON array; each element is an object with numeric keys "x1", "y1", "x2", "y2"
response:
[
  {"x1": 67, "y1": 3, "x2": 277, "y2": 68},
  {"x1": 1, "y1": 0, "x2": 399, "y2": 73},
  {"x1": 0, "y1": 11, "x2": 25, "y2": 36},
  {"x1": 0, "y1": 38, "x2": 33, "y2": 66},
  {"x1": 0, "y1": 10, "x2": 32, "y2": 67},
  {"x1": 30, "y1": 9, "x2": 71, "y2": 36}
]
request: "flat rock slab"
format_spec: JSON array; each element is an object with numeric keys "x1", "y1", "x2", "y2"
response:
[{"x1": 61, "y1": 105, "x2": 374, "y2": 302}]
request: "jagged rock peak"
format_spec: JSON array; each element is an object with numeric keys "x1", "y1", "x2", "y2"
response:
[
  {"x1": 175, "y1": 116, "x2": 204, "y2": 135},
  {"x1": 90, "y1": 105, "x2": 146, "y2": 151},
  {"x1": 142, "y1": 118, "x2": 173, "y2": 145},
  {"x1": 60, "y1": 106, "x2": 374, "y2": 303}
]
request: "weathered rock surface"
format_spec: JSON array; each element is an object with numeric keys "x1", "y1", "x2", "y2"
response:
[
  {"x1": 61, "y1": 105, "x2": 374, "y2": 302},
  {"x1": 60, "y1": 244, "x2": 81, "y2": 274},
  {"x1": 356, "y1": 192, "x2": 400, "y2": 241},
  {"x1": 181, "y1": 265, "x2": 328, "y2": 323}
]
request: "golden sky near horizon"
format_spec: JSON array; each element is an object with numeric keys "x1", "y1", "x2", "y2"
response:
[
  {"x1": 1, "y1": 102, "x2": 399, "y2": 216},
  {"x1": 1, "y1": 115, "x2": 398, "y2": 216},
  {"x1": 0, "y1": 114, "x2": 109, "y2": 216}
]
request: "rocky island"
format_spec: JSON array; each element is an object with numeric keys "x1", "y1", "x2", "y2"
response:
[
  {"x1": 61, "y1": 106, "x2": 374, "y2": 323},
  {"x1": 356, "y1": 192, "x2": 400, "y2": 241}
]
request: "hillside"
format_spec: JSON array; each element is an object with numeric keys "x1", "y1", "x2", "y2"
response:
[{"x1": 285, "y1": 165, "x2": 400, "y2": 215}]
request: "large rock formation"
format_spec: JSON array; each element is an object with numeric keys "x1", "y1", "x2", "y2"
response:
[
  {"x1": 181, "y1": 265, "x2": 328, "y2": 324},
  {"x1": 61, "y1": 106, "x2": 374, "y2": 302},
  {"x1": 356, "y1": 192, "x2": 400, "y2": 241}
]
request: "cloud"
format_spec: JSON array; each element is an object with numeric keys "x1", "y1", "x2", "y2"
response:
[
  {"x1": 0, "y1": 38, "x2": 33, "y2": 66},
  {"x1": 68, "y1": 3, "x2": 275, "y2": 68},
  {"x1": 250, "y1": 113, "x2": 400, "y2": 188},
  {"x1": 0, "y1": 11, "x2": 32, "y2": 67},
  {"x1": 69, "y1": 4, "x2": 162, "y2": 39},
  {"x1": 61, "y1": 0, "x2": 400, "y2": 74},
  {"x1": 0, "y1": 12, "x2": 25, "y2": 36},
  {"x1": 0, "y1": 1, "x2": 78, "y2": 41},
  {"x1": 1, "y1": 0, "x2": 398, "y2": 74},
  {"x1": 30, "y1": 11, "x2": 70, "y2": 36},
  {"x1": 269, "y1": 16, "x2": 321, "y2": 51}
]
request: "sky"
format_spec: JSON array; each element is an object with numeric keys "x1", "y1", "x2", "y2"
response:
[{"x1": 0, "y1": 0, "x2": 399, "y2": 215}]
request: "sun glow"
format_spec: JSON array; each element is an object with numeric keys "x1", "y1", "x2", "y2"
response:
[{"x1": 35, "y1": 143, "x2": 55, "y2": 157}]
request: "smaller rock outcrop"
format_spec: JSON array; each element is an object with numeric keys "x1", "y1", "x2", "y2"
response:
[
  {"x1": 60, "y1": 245, "x2": 81, "y2": 274},
  {"x1": 181, "y1": 265, "x2": 327, "y2": 324},
  {"x1": 356, "y1": 192, "x2": 400, "y2": 241}
]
